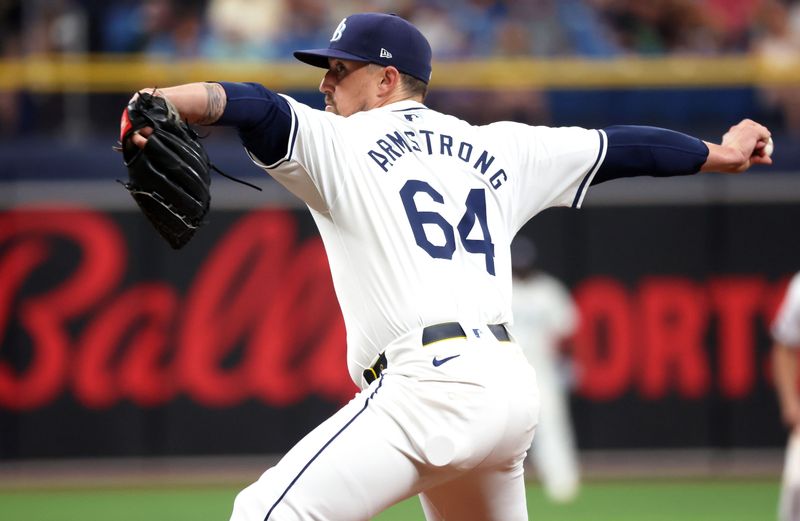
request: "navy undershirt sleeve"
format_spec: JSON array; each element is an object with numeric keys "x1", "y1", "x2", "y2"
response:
[
  {"x1": 592, "y1": 125, "x2": 709, "y2": 185},
  {"x1": 213, "y1": 81, "x2": 292, "y2": 166}
]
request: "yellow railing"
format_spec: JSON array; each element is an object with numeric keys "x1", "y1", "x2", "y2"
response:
[{"x1": 1, "y1": 54, "x2": 799, "y2": 92}]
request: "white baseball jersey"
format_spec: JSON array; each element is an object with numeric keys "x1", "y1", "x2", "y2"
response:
[
  {"x1": 251, "y1": 97, "x2": 606, "y2": 386},
  {"x1": 774, "y1": 272, "x2": 800, "y2": 348}
]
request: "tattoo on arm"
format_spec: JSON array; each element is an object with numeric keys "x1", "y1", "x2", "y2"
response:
[{"x1": 200, "y1": 83, "x2": 226, "y2": 124}]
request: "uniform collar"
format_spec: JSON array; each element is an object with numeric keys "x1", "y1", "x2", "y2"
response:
[{"x1": 378, "y1": 99, "x2": 428, "y2": 112}]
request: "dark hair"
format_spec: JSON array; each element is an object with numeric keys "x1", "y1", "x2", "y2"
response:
[{"x1": 400, "y1": 73, "x2": 428, "y2": 100}]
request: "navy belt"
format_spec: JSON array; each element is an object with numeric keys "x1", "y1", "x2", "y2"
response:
[
  {"x1": 421, "y1": 322, "x2": 510, "y2": 345},
  {"x1": 363, "y1": 322, "x2": 511, "y2": 385}
]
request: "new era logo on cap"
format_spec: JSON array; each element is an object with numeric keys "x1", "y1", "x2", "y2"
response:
[{"x1": 293, "y1": 13, "x2": 433, "y2": 84}]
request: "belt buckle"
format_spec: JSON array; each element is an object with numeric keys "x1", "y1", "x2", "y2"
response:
[{"x1": 363, "y1": 352, "x2": 387, "y2": 385}]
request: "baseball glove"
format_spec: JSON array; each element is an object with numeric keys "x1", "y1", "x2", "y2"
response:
[{"x1": 119, "y1": 91, "x2": 212, "y2": 249}]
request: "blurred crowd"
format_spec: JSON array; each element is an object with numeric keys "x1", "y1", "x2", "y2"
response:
[
  {"x1": 1, "y1": 0, "x2": 800, "y2": 140},
  {"x1": 1, "y1": 0, "x2": 799, "y2": 60}
]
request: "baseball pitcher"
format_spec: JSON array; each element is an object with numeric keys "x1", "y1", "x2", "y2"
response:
[{"x1": 118, "y1": 13, "x2": 774, "y2": 521}]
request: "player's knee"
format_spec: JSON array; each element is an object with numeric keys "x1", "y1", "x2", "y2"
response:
[
  {"x1": 232, "y1": 477, "x2": 290, "y2": 521},
  {"x1": 231, "y1": 469, "x2": 303, "y2": 521},
  {"x1": 230, "y1": 482, "x2": 261, "y2": 521}
]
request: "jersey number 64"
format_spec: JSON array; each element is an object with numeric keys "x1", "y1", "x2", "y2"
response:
[{"x1": 400, "y1": 180, "x2": 495, "y2": 276}]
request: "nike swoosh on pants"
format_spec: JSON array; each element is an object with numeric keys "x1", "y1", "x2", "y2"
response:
[{"x1": 432, "y1": 354, "x2": 461, "y2": 367}]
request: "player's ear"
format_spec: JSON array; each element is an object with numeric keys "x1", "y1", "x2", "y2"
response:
[{"x1": 378, "y1": 66, "x2": 402, "y2": 95}]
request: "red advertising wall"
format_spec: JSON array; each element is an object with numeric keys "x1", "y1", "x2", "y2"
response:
[{"x1": 0, "y1": 202, "x2": 797, "y2": 457}]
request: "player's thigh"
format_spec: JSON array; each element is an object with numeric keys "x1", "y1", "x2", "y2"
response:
[
  {"x1": 419, "y1": 462, "x2": 529, "y2": 521},
  {"x1": 230, "y1": 378, "x2": 421, "y2": 521}
]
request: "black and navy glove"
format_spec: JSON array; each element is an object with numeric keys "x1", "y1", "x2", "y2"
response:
[{"x1": 118, "y1": 91, "x2": 211, "y2": 249}]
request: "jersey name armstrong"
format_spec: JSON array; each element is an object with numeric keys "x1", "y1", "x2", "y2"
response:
[{"x1": 367, "y1": 129, "x2": 509, "y2": 190}]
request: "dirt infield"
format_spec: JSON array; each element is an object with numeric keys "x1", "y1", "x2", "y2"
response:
[{"x1": 0, "y1": 449, "x2": 784, "y2": 490}]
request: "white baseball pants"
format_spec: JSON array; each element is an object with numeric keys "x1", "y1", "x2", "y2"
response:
[{"x1": 230, "y1": 325, "x2": 540, "y2": 520}]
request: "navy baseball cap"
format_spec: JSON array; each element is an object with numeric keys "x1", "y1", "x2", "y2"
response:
[{"x1": 294, "y1": 13, "x2": 433, "y2": 84}]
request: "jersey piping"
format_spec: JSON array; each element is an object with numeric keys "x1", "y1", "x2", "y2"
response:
[
  {"x1": 572, "y1": 129, "x2": 607, "y2": 208},
  {"x1": 257, "y1": 98, "x2": 300, "y2": 170}
]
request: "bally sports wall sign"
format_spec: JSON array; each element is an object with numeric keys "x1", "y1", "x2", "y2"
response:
[{"x1": 0, "y1": 203, "x2": 797, "y2": 457}]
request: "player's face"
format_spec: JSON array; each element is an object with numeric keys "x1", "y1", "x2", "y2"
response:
[{"x1": 319, "y1": 59, "x2": 384, "y2": 117}]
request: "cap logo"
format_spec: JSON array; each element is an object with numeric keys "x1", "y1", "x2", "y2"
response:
[
  {"x1": 331, "y1": 18, "x2": 347, "y2": 42},
  {"x1": 380, "y1": 48, "x2": 393, "y2": 59}
]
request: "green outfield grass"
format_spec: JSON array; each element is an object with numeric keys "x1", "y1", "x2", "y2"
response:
[{"x1": 0, "y1": 479, "x2": 780, "y2": 521}]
